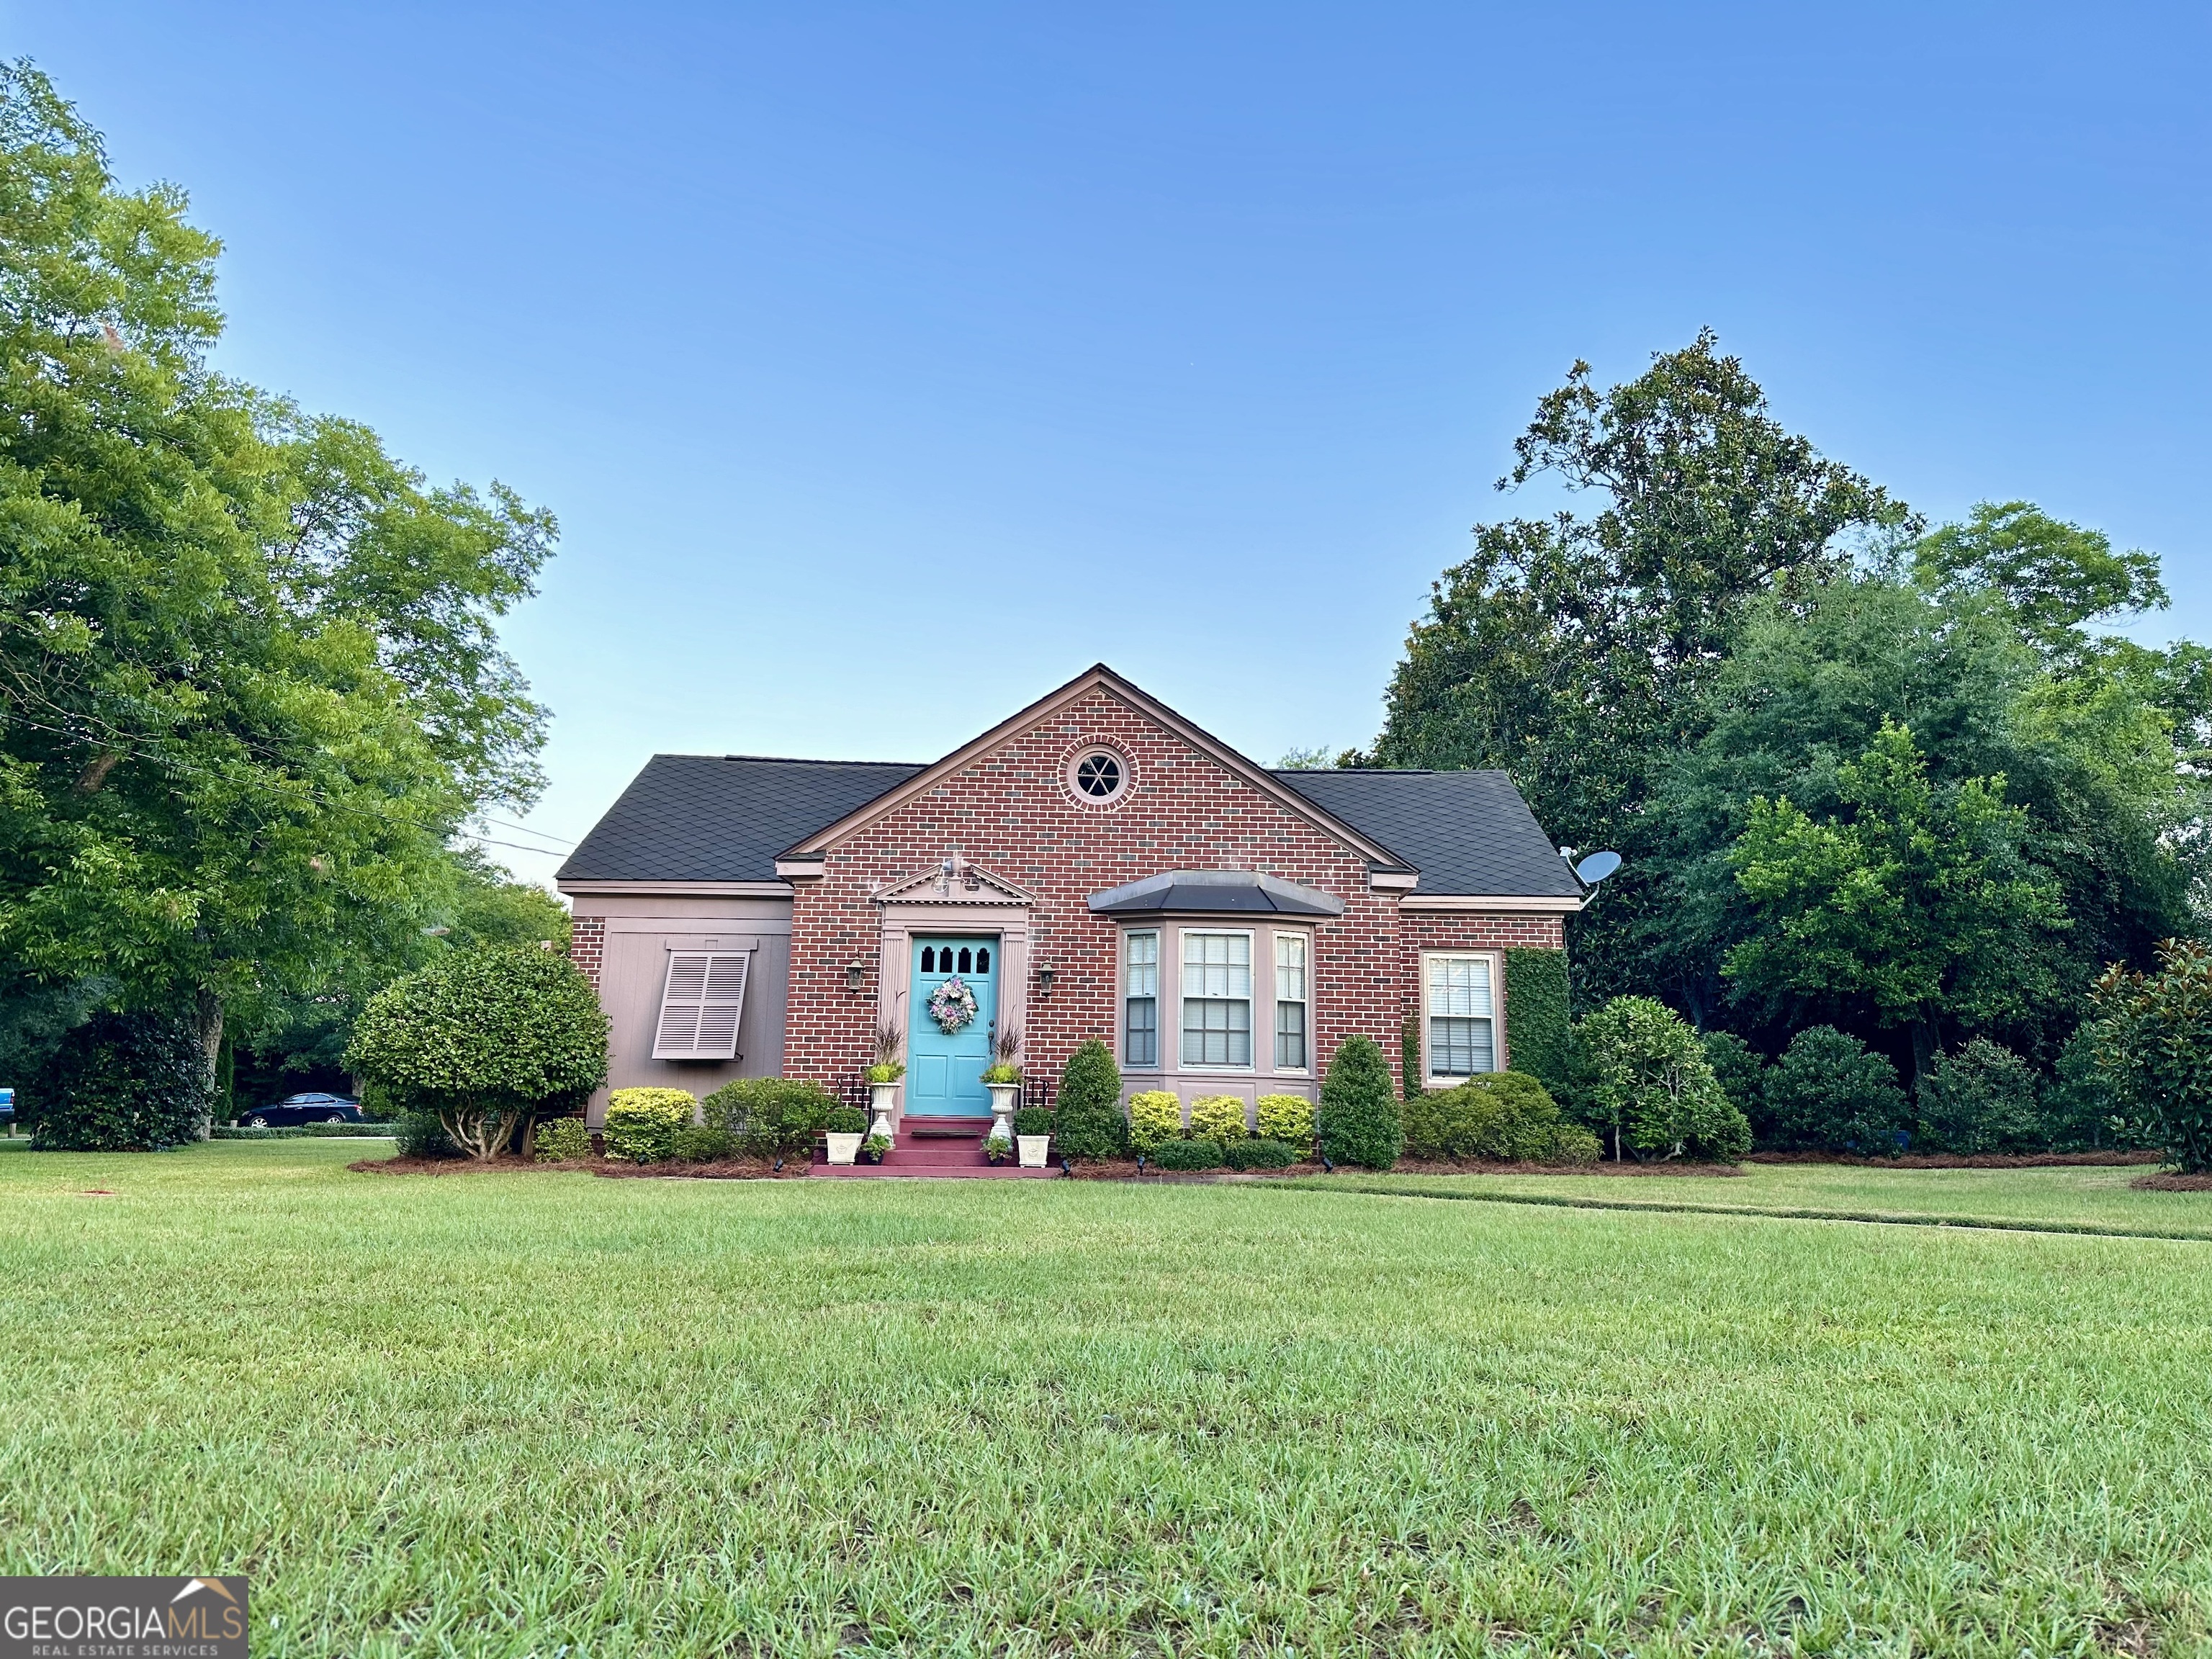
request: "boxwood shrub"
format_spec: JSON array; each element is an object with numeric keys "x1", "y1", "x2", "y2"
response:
[
  {"x1": 1054, "y1": 1040, "x2": 1127, "y2": 1160},
  {"x1": 1151, "y1": 1137, "x2": 1224, "y2": 1171},
  {"x1": 1012, "y1": 1106, "x2": 1055, "y2": 1138},
  {"x1": 671, "y1": 1124, "x2": 736, "y2": 1163},
  {"x1": 1128, "y1": 1090, "x2": 1182, "y2": 1152},
  {"x1": 534, "y1": 1118, "x2": 593, "y2": 1163},
  {"x1": 1401, "y1": 1071, "x2": 1587, "y2": 1163},
  {"x1": 1187, "y1": 1094, "x2": 1248, "y2": 1143},
  {"x1": 602, "y1": 1087, "x2": 696, "y2": 1163},
  {"x1": 824, "y1": 1105, "x2": 869, "y2": 1136},
  {"x1": 1254, "y1": 1094, "x2": 1314, "y2": 1153},
  {"x1": 1318, "y1": 1035, "x2": 1401, "y2": 1169},
  {"x1": 1223, "y1": 1137, "x2": 1299, "y2": 1170},
  {"x1": 702, "y1": 1078, "x2": 838, "y2": 1161}
]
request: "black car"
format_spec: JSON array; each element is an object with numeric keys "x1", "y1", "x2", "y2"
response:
[{"x1": 239, "y1": 1092, "x2": 367, "y2": 1128}]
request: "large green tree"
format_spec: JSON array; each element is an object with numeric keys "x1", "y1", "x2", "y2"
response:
[
  {"x1": 1362, "y1": 332, "x2": 1912, "y2": 999},
  {"x1": 1727, "y1": 720, "x2": 2067, "y2": 1082},
  {"x1": 0, "y1": 63, "x2": 555, "y2": 1073}
]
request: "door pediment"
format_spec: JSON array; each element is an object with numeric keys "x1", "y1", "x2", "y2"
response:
[{"x1": 873, "y1": 855, "x2": 1035, "y2": 908}]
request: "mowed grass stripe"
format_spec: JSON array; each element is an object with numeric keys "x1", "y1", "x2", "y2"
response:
[
  {"x1": 3, "y1": 1141, "x2": 2210, "y2": 1657},
  {"x1": 1258, "y1": 1176, "x2": 2212, "y2": 1242}
]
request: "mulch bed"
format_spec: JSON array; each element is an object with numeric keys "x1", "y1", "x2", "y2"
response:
[
  {"x1": 1746, "y1": 1150, "x2": 2162, "y2": 1169},
  {"x1": 1065, "y1": 1157, "x2": 1746, "y2": 1181},
  {"x1": 350, "y1": 1155, "x2": 807, "y2": 1179},
  {"x1": 2130, "y1": 1172, "x2": 2212, "y2": 1191}
]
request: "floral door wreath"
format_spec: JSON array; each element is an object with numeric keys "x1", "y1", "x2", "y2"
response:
[{"x1": 927, "y1": 976, "x2": 979, "y2": 1034}]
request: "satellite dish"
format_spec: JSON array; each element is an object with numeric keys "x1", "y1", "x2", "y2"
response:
[{"x1": 1574, "y1": 850, "x2": 1622, "y2": 886}]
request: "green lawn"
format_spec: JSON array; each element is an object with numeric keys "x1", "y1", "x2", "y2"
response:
[
  {"x1": 4, "y1": 1141, "x2": 2211, "y2": 1657},
  {"x1": 1286, "y1": 1159, "x2": 2212, "y2": 1240}
]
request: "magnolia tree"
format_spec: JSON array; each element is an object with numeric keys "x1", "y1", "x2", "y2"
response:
[
  {"x1": 348, "y1": 947, "x2": 607, "y2": 1159},
  {"x1": 1576, "y1": 997, "x2": 1750, "y2": 1162},
  {"x1": 2092, "y1": 940, "x2": 2212, "y2": 1174}
]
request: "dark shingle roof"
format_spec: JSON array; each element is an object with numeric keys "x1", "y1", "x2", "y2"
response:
[
  {"x1": 556, "y1": 755, "x2": 923, "y2": 883},
  {"x1": 1272, "y1": 769, "x2": 1583, "y2": 899},
  {"x1": 558, "y1": 752, "x2": 1578, "y2": 901},
  {"x1": 1088, "y1": 869, "x2": 1346, "y2": 917}
]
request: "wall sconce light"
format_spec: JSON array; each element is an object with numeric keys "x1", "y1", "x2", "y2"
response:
[
  {"x1": 1036, "y1": 963, "x2": 1056, "y2": 997},
  {"x1": 845, "y1": 962, "x2": 867, "y2": 992}
]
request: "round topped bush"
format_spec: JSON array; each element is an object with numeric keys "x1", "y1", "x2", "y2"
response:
[
  {"x1": 28, "y1": 1010, "x2": 212, "y2": 1151},
  {"x1": 348, "y1": 946, "x2": 608, "y2": 1159}
]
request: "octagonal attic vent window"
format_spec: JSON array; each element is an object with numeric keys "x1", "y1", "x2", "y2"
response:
[{"x1": 1069, "y1": 747, "x2": 1130, "y2": 805}]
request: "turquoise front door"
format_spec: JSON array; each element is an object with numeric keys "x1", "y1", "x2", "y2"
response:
[{"x1": 907, "y1": 937, "x2": 998, "y2": 1116}]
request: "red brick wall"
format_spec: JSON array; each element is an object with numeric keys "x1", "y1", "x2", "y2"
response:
[
  {"x1": 781, "y1": 685, "x2": 1565, "y2": 1097},
  {"x1": 1398, "y1": 912, "x2": 1564, "y2": 1074},
  {"x1": 568, "y1": 914, "x2": 606, "y2": 992}
]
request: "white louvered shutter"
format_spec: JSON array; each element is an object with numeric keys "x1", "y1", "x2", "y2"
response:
[{"x1": 652, "y1": 951, "x2": 750, "y2": 1060}]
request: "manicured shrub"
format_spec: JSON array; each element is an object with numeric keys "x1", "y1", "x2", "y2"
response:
[
  {"x1": 1916, "y1": 1038, "x2": 2048, "y2": 1154},
  {"x1": 671, "y1": 1124, "x2": 735, "y2": 1163},
  {"x1": 1503, "y1": 946, "x2": 1573, "y2": 1097},
  {"x1": 1764, "y1": 1026, "x2": 1910, "y2": 1154},
  {"x1": 1053, "y1": 1040, "x2": 1127, "y2": 1161},
  {"x1": 1187, "y1": 1094, "x2": 1248, "y2": 1143},
  {"x1": 1128, "y1": 1090, "x2": 1182, "y2": 1152},
  {"x1": 393, "y1": 1110, "x2": 457, "y2": 1159},
  {"x1": 534, "y1": 1118, "x2": 592, "y2": 1163},
  {"x1": 1401, "y1": 1071, "x2": 1578, "y2": 1162},
  {"x1": 1401, "y1": 1010, "x2": 1422, "y2": 1102},
  {"x1": 1012, "y1": 1105, "x2": 1055, "y2": 1138},
  {"x1": 1223, "y1": 1137, "x2": 1300, "y2": 1170},
  {"x1": 702, "y1": 1078, "x2": 839, "y2": 1161},
  {"x1": 1577, "y1": 997, "x2": 1750, "y2": 1162},
  {"x1": 1701, "y1": 1031, "x2": 1766, "y2": 1135},
  {"x1": 2092, "y1": 939, "x2": 2212, "y2": 1173},
  {"x1": 603, "y1": 1087, "x2": 696, "y2": 1163},
  {"x1": 1550, "y1": 1124, "x2": 1603, "y2": 1165},
  {"x1": 1318, "y1": 1035, "x2": 1401, "y2": 1169},
  {"x1": 347, "y1": 946, "x2": 608, "y2": 1159},
  {"x1": 1151, "y1": 1137, "x2": 1224, "y2": 1171},
  {"x1": 824, "y1": 1106, "x2": 869, "y2": 1136},
  {"x1": 2042, "y1": 1024, "x2": 2142, "y2": 1151},
  {"x1": 1255, "y1": 1093, "x2": 1315, "y2": 1152},
  {"x1": 27, "y1": 1010, "x2": 212, "y2": 1151}
]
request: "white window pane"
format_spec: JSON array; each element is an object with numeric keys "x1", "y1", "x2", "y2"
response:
[
  {"x1": 1426, "y1": 956, "x2": 1493, "y2": 1020},
  {"x1": 1429, "y1": 1016, "x2": 1495, "y2": 1077},
  {"x1": 1274, "y1": 933, "x2": 1306, "y2": 1002},
  {"x1": 1126, "y1": 932, "x2": 1157, "y2": 997}
]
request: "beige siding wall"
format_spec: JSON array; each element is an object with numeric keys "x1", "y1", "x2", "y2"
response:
[{"x1": 569, "y1": 892, "x2": 793, "y2": 1125}]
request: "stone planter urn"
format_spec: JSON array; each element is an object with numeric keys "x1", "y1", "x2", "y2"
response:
[
  {"x1": 1017, "y1": 1133, "x2": 1051, "y2": 1169},
  {"x1": 868, "y1": 1081, "x2": 899, "y2": 1140},
  {"x1": 824, "y1": 1131, "x2": 863, "y2": 1166},
  {"x1": 985, "y1": 1081, "x2": 1019, "y2": 1142}
]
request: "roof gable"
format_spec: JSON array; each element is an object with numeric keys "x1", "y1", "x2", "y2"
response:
[{"x1": 779, "y1": 664, "x2": 1411, "y2": 871}]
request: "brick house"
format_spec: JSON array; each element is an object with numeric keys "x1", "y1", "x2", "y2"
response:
[{"x1": 557, "y1": 665, "x2": 1583, "y2": 1138}]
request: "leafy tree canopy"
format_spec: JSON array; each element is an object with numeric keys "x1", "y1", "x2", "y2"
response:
[{"x1": 0, "y1": 63, "x2": 556, "y2": 1065}]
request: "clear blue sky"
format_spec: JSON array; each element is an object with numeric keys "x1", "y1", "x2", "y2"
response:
[{"x1": 9, "y1": 4, "x2": 2208, "y2": 886}]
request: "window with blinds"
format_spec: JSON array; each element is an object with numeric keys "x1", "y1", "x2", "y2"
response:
[
  {"x1": 1424, "y1": 953, "x2": 1495, "y2": 1081},
  {"x1": 1274, "y1": 932, "x2": 1308, "y2": 1070},
  {"x1": 652, "y1": 950, "x2": 750, "y2": 1061},
  {"x1": 1124, "y1": 931, "x2": 1159, "y2": 1068},
  {"x1": 1181, "y1": 930, "x2": 1253, "y2": 1067}
]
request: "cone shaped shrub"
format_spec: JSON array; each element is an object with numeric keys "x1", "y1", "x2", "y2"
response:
[
  {"x1": 1053, "y1": 1039, "x2": 1126, "y2": 1160},
  {"x1": 1319, "y1": 1035, "x2": 1401, "y2": 1169}
]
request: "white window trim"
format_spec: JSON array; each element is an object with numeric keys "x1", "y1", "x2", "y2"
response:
[
  {"x1": 1121, "y1": 928, "x2": 1161, "y2": 1072},
  {"x1": 652, "y1": 949, "x2": 752, "y2": 1061},
  {"x1": 1178, "y1": 926, "x2": 1257, "y2": 1072},
  {"x1": 1272, "y1": 929, "x2": 1312, "y2": 1074},
  {"x1": 1419, "y1": 949, "x2": 1500, "y2": 1089}
]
